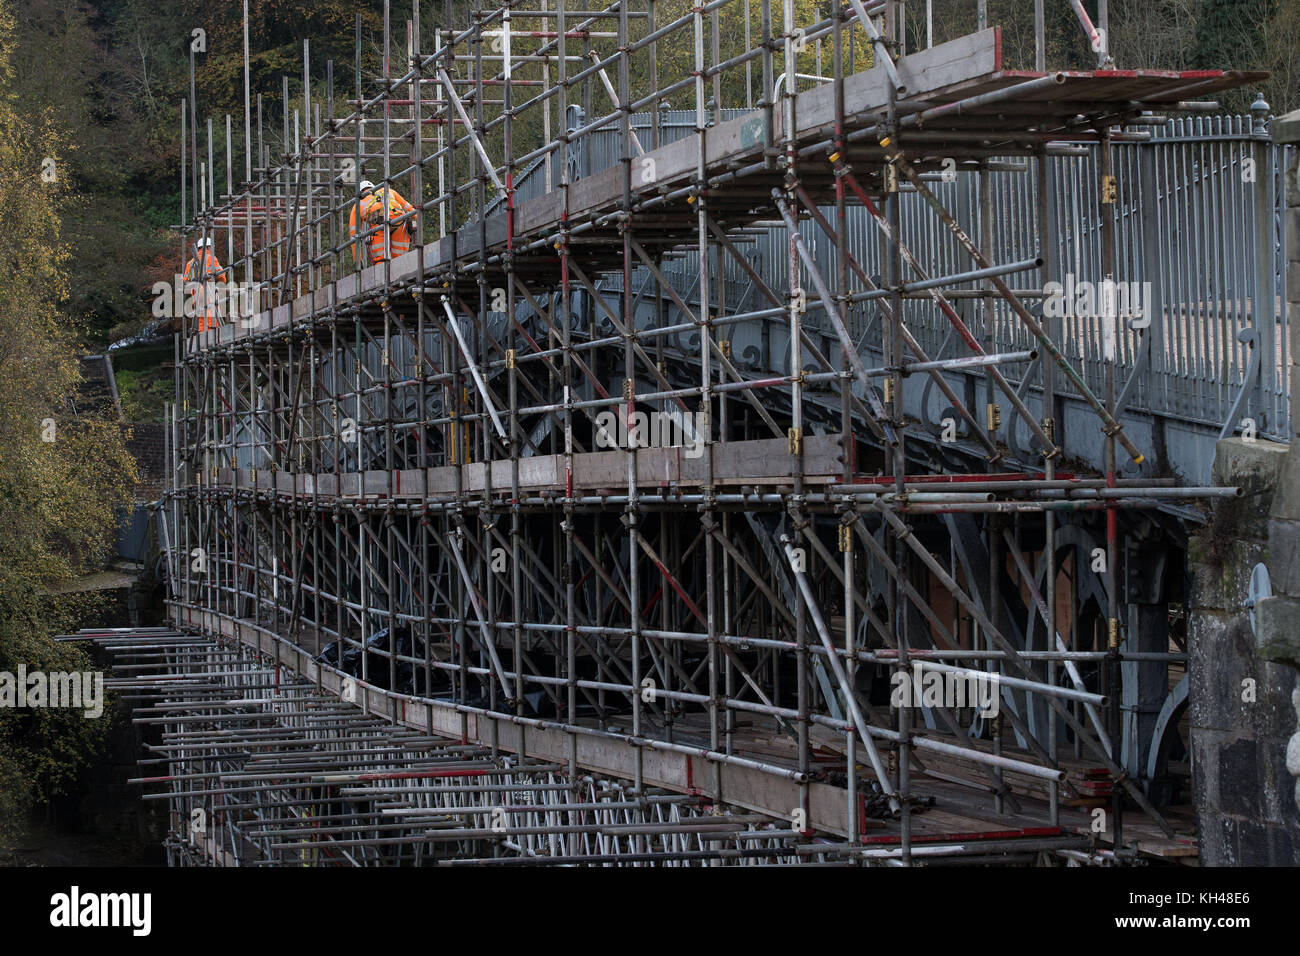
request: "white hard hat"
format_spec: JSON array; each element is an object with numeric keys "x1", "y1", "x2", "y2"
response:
[
  {"x1": 196, "y1": 237, "x2": 213, "y2": 248},
  {"x1": 358, "y1": 179, "x2": 375, "y2": 192}
]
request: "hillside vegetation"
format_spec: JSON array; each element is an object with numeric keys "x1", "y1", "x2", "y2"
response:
[
  {"x1": 0, "y1": 0, "x2": 135, "y2": 846},
  {"x1": 12, "y1": 0, "x2": 1299, "y2": 350}
]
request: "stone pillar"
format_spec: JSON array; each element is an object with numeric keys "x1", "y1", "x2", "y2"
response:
[
  {"x1": 1190, "y1": 439, "x2": 1297, "y2": 865},
  {"x1": 1264, "y1": 109, "x2": 1300, "y2": 659},
  {"x1": 1192, "y1": 107, "x2": 1300, "y2": 865},
  {"x1": 1265, "y1": 110, "x2": 1300, "y2": 828}
]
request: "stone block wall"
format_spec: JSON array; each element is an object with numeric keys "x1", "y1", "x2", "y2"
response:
[
  {"x1": 126, "y1": 421, "x2": 167, "y2": 502},
  {"x1": 1190, "y1": 439, "x2": 1300, "y2": 865}
]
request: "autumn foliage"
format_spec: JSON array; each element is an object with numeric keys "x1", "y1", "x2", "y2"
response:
[{"x1": 0, "y1": 0, "x2": 136, "y2": 845}]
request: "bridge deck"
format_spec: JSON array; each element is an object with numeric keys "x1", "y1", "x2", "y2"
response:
[{"x1": 166, "y1": 605, "x2": 1196, "y2": 860}]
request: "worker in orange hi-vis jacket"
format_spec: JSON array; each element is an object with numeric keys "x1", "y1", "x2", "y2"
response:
[
  {"x1": 349, "y1": 179, "x2": 415, "y2": 266},
  {"x1": 183, "y1": 237, "x2": 229, "y2": 332}
]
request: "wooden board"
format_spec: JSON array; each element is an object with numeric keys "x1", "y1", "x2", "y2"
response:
[{"x1": 216, "y1": 435, "x2": 845, "y2": 501}]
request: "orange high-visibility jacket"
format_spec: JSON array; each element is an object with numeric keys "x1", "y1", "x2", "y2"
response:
[
  {"x1": 349, "y1": 186, "x2": 415, "y2": 264},
  {"x1": 183, "y1": 250, "x2": 229, "y2": 331}
]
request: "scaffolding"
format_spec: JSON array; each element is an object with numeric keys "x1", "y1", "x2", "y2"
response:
[{"x1": 154, "y1": 0, "x2": 1265, "y2": 865}]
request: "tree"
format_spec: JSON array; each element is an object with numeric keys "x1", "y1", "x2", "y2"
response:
[
  {"x1": 1192, "y1": 0, "x2": 1274, "y2": 70},
  {"x1": 1252, "y1": 0, "x2": 1300, "y2": 113},
  {"x1": 0, "y1": 0, "x2": 135, "y2": 847},
  {"x1": 1109, "y1": 0, "x2": 1200, "y2": 71}
]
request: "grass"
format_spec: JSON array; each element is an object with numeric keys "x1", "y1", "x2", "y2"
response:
[{"x1": 114, "y1": 368, "x2": 170, "y2": 422}]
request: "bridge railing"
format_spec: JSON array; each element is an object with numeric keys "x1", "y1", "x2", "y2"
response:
[{"x1": 585, "y1": 107, "x2": 1292, "y2": 445}]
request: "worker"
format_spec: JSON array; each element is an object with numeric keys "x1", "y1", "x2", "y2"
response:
[
  {"x1": 183, "y1": 237, "x2": 228, "y2": 332},
  {"x1": 349, "y1": 179, "x2": 415, "y2": 266}
]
